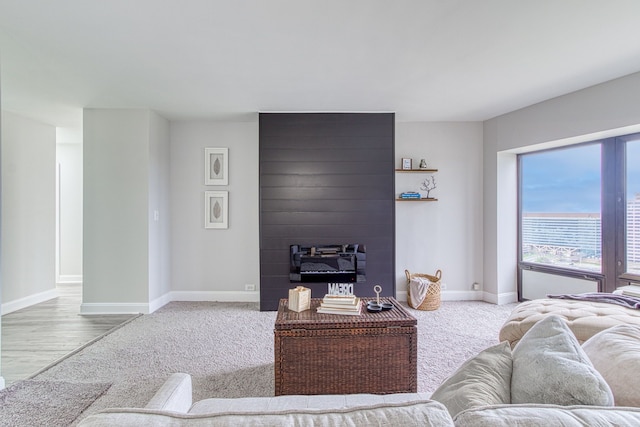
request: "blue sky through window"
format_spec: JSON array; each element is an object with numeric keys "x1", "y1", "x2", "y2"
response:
[
  {"x1": 522, "y1": 140, "x2": 640, "y2": 213},
  {"x1": 521, "y1": 144, "x2": 601, "y2": 213}
]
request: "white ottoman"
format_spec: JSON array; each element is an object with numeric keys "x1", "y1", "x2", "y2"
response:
[{"x1": 499, "y1": 298, "x2": 640, "y2": 346}]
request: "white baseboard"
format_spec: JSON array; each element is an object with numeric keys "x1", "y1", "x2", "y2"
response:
[
  {"x1": 57, "y1": 282, "x2": 82, "y2": 289},
  {"x1": 149, "y1": 292, "x2": 173, "y2": 314},
  {"x1": 399, "y1": 289, "x2": 519, "y2": 304},
  {"x1": 482, "y1": 291, "x2": 518, "y2": 305},
  {"x1": 57, "y1": 275, "x2": 82, "y2": 284},
  {"x1": 0, "y1": 376, "x2": 5, "y2": 390},
  {"x1": 8, "y1": 288, "x2": 516, "y2": 317},
  {"x1": 81, "y1": 291, "x2": 261, "y2": 315},
  {"x1": 397, "y1": 289, "x2": 486, "y2": 303},
  {"x1": 2, "y1": 288, "x2": 59, "y2": 315},
  {"x1": 167, "y1": 291, "x2": 260, "y2": 303},
  {"x1": 80, "y1": 302, "x2": 151, "y2": 315},
  {"x1": 441, "y1": 290, "x2": 485, "y2": 301}
]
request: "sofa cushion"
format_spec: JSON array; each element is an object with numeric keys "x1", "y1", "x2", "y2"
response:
[
  {"x1": 582, "y1": 324, "x2": 640, "y2": 407},
  {"x1": 189, "y1": 392, "x2": 433, "y2": 413},
  {"x1": 430, "y1": 341, "x2": 512, "y2": 417},
  {"x1": 453, "y1": 404, "x2": 640, "y2": 427},
  {"x1": 511, "y1": 315, "x2": 613, "y2": 406},
  {"x1": 77, "y1": 399, "x2": 455, "y2": 427}
]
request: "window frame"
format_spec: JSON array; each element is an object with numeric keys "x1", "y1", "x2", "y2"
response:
[
  {"x1": 516, "y1": 136, "x2": 639, "y2": 298},
  {"x1": 616, "y1": 133, "x2": 640, "y2": 286}
]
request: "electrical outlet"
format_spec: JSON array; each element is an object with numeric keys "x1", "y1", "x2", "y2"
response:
[
  {"x1": 440, "y1": 282, "x2": 447, "y2": 290},
  {"x1": 245, "y1": 284, "x2": 256, "y2": 291},
  {"x1": 472, "y1": 282, "x2": 480, "y2": 291}
]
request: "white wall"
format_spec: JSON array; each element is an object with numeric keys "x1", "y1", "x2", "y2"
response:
[
  {"x1": 0, "y1": 75, "x2": 3, "y2": 389},
  {"x1": 168, "y1": 119, "x2": 483, "y2": 303},
  {"x1": 83, "y1": 109, "x2": 151, "y2": 312},
  {"x1": 521, "y1": 269, "x2": 597, "y2": 300},
  {"x1": 483, "y1": 71, "x2": 640, "y2": 304},
  {"x1": 169, "y1": 120, "x2": 259, "y2": 300},
  {"x1": 148, "y1": 112, "x2": 171, "y2": 306},
  {"x1": 0, "y1": 99, "x2": 3, "y2": 390},
  {"x1": 56, "y1": 143, "x2": 83, "y2": 283},
  {"x1": 1, "y1": 111, "x2": 56, "y2": 312},
  {"x1": 82, "y1": 108, "x2": 171, "y2": 314},
  {"x1": 395, "y1": 122, "x2": 484, "y2": 300}
]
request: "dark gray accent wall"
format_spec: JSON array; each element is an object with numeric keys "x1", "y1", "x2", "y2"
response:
[{"x1": 259, "y1": 113, "x2": 395, "y2": 311}]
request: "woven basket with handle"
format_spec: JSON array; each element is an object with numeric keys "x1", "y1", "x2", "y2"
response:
[{"x1": 405, "y1": 269, "x2": 442, "y2": 311}]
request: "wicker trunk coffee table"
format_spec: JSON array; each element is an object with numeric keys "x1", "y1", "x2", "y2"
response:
[{"x1": 274, "y1": 297, "x2": 417, "y2": 396}]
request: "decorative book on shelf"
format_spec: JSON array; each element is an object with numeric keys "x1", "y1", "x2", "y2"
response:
[
  {"x1": 316, "y1": 294, "x2": 362, "y2": 316},
  {"x1": 400, "y1": 192, "x2": 421, "y2": 199}
]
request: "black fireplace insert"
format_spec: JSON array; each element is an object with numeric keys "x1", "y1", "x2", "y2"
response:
[{"x1": 290, "y1": 244, "x2": 366, "y2": 283}]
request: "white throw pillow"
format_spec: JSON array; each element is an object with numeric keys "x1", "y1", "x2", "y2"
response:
[
  {"x1": 583, "y1": 324, "x2": 640, "y2": 407},
  {"x1": 430, "y1": 341, "x2": 512, "y2": 417},
  {"x1": 511, "y1": 315, "x2": 614, "y2": 406}
]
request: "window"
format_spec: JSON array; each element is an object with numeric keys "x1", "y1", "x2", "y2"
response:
[
  {"x1": 625, "y1": 137, "x2": 640, "y2": 276},
  {"x1": 518, "y1": 133, "x2": 640, "y2": 298},
  {"x1": 520, "y1": 144, "x2": 602, "y2": 272}
]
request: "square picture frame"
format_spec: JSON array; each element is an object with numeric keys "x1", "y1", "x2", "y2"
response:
[
  {"x1": 204, "y1": 191, "x2": 228, "y2": 229},
  {"x1": 205, "y1": 147, "x2": 228, "y2": 185},
  {"x1": 402, "y1": 158, "x2": 412, "y2": 170}
]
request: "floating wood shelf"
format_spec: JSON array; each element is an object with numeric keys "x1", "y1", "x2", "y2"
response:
[{"x1": 395, "y1": 168, "x2": 438, "y2": 202}]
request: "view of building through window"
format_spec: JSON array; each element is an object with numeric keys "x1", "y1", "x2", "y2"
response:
[
  {"x1": 521, "y1": 212, "x2": 601, "y2": 271},
  {"x1": 520, "y1": 144, "x2": 602, "y2": 272},
  {"x1": 627, "y1": 139, "x2": 640, "y2": 275}
]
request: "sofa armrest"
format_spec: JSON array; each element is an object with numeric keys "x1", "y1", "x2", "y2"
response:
[{"x1": 145, "y1": 373, "x2": 192, "y2": 413}]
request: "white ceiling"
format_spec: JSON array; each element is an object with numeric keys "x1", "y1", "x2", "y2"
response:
[{"x1": 2, "y1": 0, "x2": 640, "y2": 129}]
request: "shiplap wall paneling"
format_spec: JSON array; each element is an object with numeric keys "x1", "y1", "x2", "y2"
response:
[{"x1": 259, "y1": 113, "x2": 395, "y2": 311}]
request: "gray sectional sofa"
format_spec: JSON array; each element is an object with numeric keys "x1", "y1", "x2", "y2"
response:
[{"x1": 78, "y1": 315, "x2": 640, "y2": 426}]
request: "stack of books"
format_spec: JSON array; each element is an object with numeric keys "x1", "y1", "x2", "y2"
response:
[
  {"x1": 400, "y1": 192, "x2": 421, "y2": 199},
  {"x1": 316, "y1": 294, "x2": 362, "y2": 316}
]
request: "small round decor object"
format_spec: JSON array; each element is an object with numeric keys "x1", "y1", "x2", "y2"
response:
[
  {"x1": 379, "y1": 302, "x2": 393, "y2": 311},
  {"x1": 373, "y1": 284, "x2": 382, "y2": 304},
  {"x1": 366, "y1": 303, "x2": 383, "y2": 313}
]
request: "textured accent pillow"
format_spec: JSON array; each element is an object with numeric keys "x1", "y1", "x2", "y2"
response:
[
  {"x1": 430, "y1": 341, "x2": 512, "y2": 417},
  {"x1": 511, "y1": 315, "x2": 614, "y2": 406},
  {"x1": 583, "y1": 324, "x2": 640, "y2": 407}
]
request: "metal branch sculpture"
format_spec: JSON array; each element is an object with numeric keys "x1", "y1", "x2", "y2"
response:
[{"x1": 420, "y1": 176, "x2": 437, "y2": 199}]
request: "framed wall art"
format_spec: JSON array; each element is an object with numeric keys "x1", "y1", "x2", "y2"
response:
[
  {"x1": 205, "y1": 147, "x2": 228, "y2": 185},
  {"x1": 204, "y1": 191, "x2": 228, "y2": 229}
]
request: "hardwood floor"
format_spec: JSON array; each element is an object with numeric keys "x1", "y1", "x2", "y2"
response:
[{"x1": 1, "y1": 284, "x2": 137, "y2": 386}]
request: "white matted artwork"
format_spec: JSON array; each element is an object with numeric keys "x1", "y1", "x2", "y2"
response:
[
  {"x1": 205, "y1": 147, "x2": 228, "y2": 185},
  {"x1": 204, "y1": 191, "x2": 228, "y2": 229}
]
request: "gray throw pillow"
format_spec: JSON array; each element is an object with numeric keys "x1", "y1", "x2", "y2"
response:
[
  {"x1": 430, "y1": 341, "x2": 512, "y2": 417},
  {"x1": 511, "y1": 315, "x2": 614, "y2": 406}
]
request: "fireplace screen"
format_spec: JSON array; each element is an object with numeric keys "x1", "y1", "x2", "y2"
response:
[{"x1": 290, "y1": 244, "x2": 366, "y2": 283}]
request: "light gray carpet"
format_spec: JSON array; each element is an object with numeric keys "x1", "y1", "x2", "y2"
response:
[
  {"x1": 0, "y1": 380, "x2": 111, "y2": 427},
  {"x1": 30, "y1": 300, "x2": 517, "y2": 424}
]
